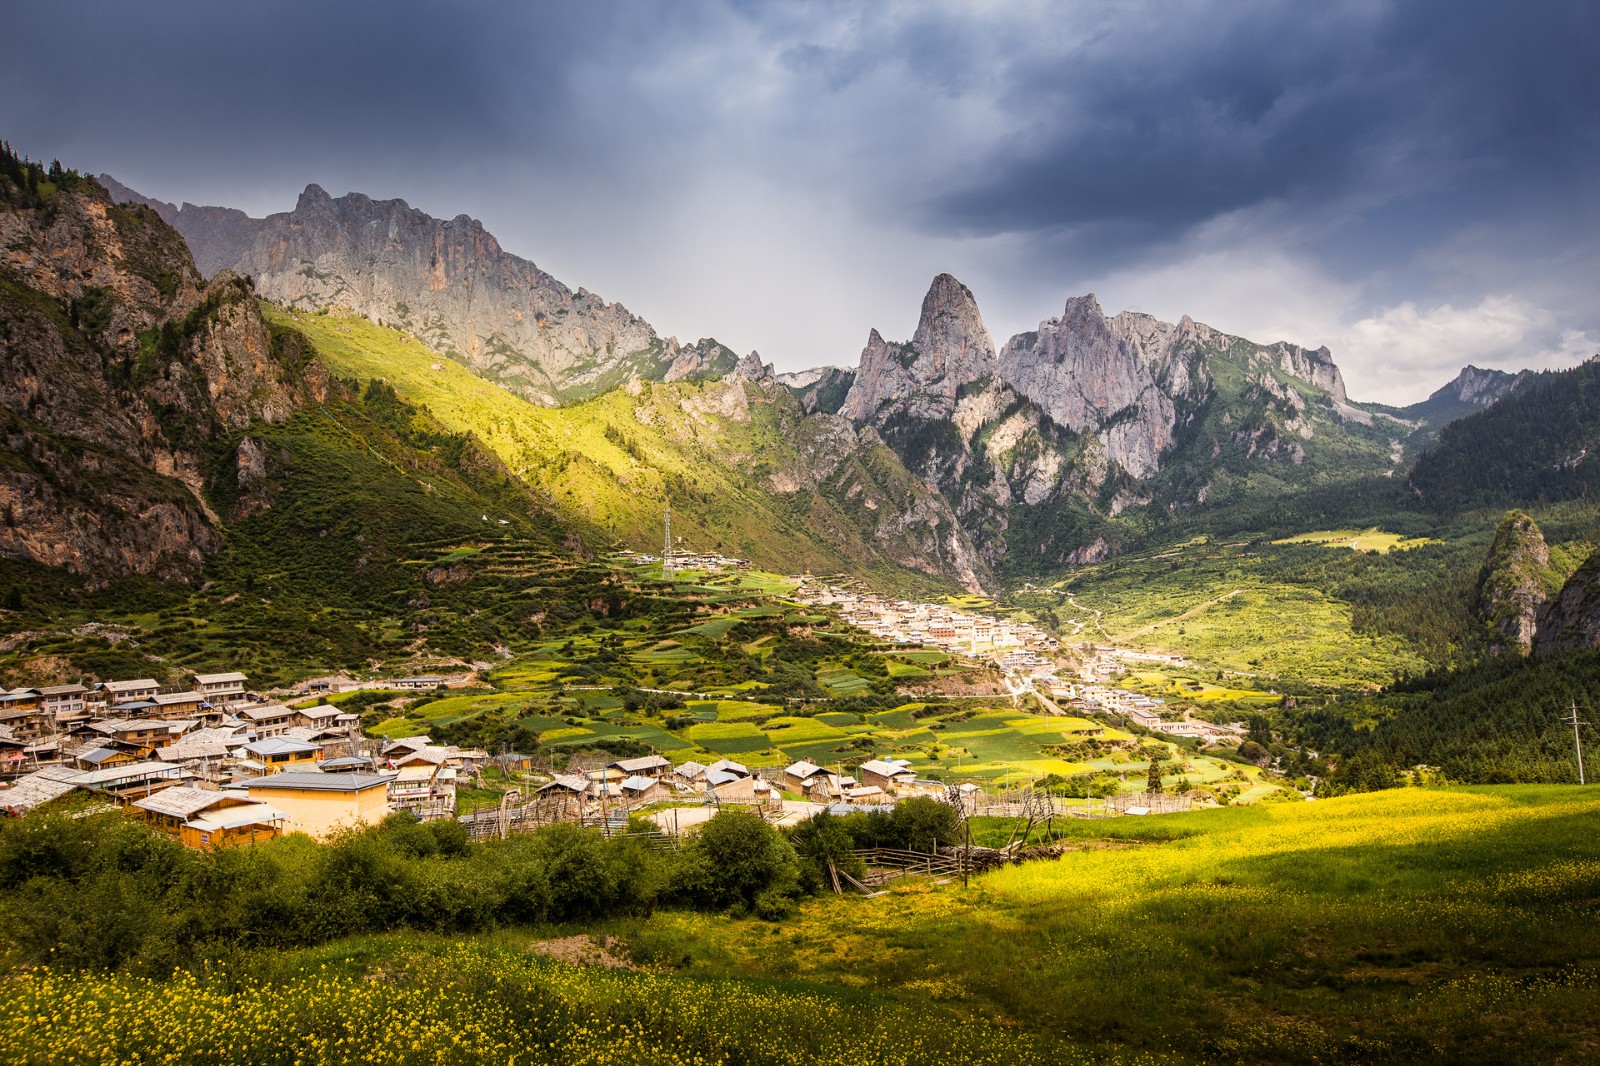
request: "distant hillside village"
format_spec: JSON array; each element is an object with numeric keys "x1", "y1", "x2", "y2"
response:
[{"x1": 0, "y1": 670, "x2": 981, "y2": 849}]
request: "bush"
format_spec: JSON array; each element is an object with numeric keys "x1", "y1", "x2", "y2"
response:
[{"x1": 674, "y1": 810, "x2": 799, "y2": 915}]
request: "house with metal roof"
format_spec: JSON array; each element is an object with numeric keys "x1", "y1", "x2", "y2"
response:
[
  {"x1": 131, "y1": 785, "x2": 284, "y2": 848},
  {"x1": 72, "y1": 760, "x2": 184, "y2": 798},
  {"x1": 857, "y1": 759, "x2": 918, "y2": 791},
  {"x1": 618, "y1": 774, "x2": 668, "y2": 807},
  {"x1": 191, "y1": 672, "x2": 249, "y2": 704},
  {"x1": 706, "y1": 758, "x2": 751, "y2": 779},
  {"x1": 242, "y1": 737, "x2": 322, "y2": 774},
  {"x1": 99, "y1": 679, "x2": 160, "y2": 702},
  {"x1": 225, "y1": 771, "x2": 393, "y2": 839},
  {"x1": 237, "y1": 703, "x2": 296, "y2": 737},
  {"x1": 35, "y1": 684, "x2": 88, "y2": 718},
  {"x1": 0, "y1": 767, "x2": 85, "y2": 815},
  {"x1": 610, "y1": 754, "x2": 673, "y2": 778}
]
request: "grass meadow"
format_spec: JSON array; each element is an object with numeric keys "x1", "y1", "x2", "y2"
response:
[
  {"x1": 627, "y1": 785, "x2": 1600, "y2": 1063},
  {"x1": 8, "y1": 786, "x2": 1596, "y2": 1064}
]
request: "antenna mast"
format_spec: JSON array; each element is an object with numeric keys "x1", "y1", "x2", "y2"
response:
[
  {"x1": 1562, "y1": 700, "x2": 1588, "y2": 784},
  {"x1": 662, "y1": 504, "x2": 672, "y2": 575}
]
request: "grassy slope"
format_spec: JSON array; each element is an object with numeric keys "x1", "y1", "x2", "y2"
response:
[
  {"x1": 265, "y1": 304, "x2": 962, "y2": 595},
  {"x1": 14, "y1": 787, "x2": 1595, "y2": 1064},
  {"x1": 0, "y1": 384, "x2": 584, "y2": 687},
  {"x1": 632, "y1": 784, "x2": 1600, "y2": 1064}
]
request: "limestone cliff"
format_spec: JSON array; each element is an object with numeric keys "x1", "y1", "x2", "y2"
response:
[
  {"x1": 841, "y1": 273, "x2": 995, "y2": 422},
  {"x1": 1, "y1": 160, "x2": 323, "y2": 587},
  {"x1": 105, "y1": 178, "x2": 746, "y2": 407},
  {"x1": 834, "y1": 274, "x2": 1399, "y2": 573},
  {"x1": 1477, "y1": 510, "x2": 1555, "y2": 656}
]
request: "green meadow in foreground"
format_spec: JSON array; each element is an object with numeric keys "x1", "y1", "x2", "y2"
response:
[{"x1": 7, "y1": 786, "x2": 1599, "y2": 1064}]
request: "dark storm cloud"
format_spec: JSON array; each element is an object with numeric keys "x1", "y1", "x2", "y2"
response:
[
  {"x1": 928, "y1": 1, "x2": 1600, "y2": 248},
  {"x1": 1, "y1": 1, "x2": 1595, "y2": 402}
]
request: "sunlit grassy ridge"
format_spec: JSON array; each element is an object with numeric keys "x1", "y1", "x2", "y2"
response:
[
  {"x1": 1033, "y1": 536, "x2": 1438, "y2": 686},
  {"x1": 265, "y1": 304, "x2": 963, "y2": 593}
]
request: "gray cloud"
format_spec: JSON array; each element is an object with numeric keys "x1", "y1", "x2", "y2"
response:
[{"x1": 2, "y1": 0, "x2": 1595, "y2": 403}]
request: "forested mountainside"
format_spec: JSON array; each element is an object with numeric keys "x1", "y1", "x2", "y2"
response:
[
  {"x1": 1410, "y1": 356, "x2": 1600, "y2": 513},
  {"x1": 1385, "y1": 364, "x2": 1533, "y2": 456},
  {"x1": 100, "y1": 176, "x2": 744, "y2": 406}
]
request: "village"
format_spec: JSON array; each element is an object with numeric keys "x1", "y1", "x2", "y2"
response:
[
  {"x1": 792, "y1": 578, "x2": 1246, "y2": 743},
  {"x1": 0, "y1": 556, "x2": 1254, "y2": 848},
  {"x1": 0, "y1": 644, "x2": 1224, "y2": 849}
]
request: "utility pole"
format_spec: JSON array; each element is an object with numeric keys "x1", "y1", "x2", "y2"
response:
[{"x1": 1562, "y1": 700, "x2": 1588, "y2": 784}]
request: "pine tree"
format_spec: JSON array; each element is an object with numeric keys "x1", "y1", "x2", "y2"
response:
[{"x1": 1146, "y1": 758, "x2": 1163, "y2": 795}]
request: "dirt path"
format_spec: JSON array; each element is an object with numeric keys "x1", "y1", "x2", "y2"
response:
[{"x1": 1113, "y1": 589, "x2": 1242, "y2": 641}]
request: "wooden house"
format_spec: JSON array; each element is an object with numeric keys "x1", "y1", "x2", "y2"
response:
[
  {"x1": 535, "y1": 774, "x2": 591, "y2": 819},
  {"x1": 617, "y1": 774, "x2": 668, "y2": 808},
  {"x1": 99, "y1": 679, "x2": 160, "y2": 705},
  {"x1": 0, "y1": 690, "x2": 47, "y2": 743},
  {"x1": 191, "y1": 672, "x2": 249, "y2": 704},
  {"x1": 131, "y1": 786, "x2": 284, "y2": 848},
  {"x1": 238, "y1": 703, "x2": 296, "y2": 737},
  {"x1": 784, "y1": 760, "x2": 838, "y2": 796},
  {"x1": 673, "y1": 761, "x2": 708, "y2": 789},
  {"x1": 705, "y1": 768, "x2": 758, "y2": 804},
  {"x1": 857, "y1": 759, "x2": 918, "y2": 792},
  {"x1": 149, "y1": 691, "x2": 210, "y2": 720},
  {"x1": 36, "y1": 684, "x2": 88, "y2": 719},
  {"x1": 611, "y1": 754, "x2": 673, "y2": 780},
  {"x1": 72, "y1": 760, "x2": 184, "y2": 800}
]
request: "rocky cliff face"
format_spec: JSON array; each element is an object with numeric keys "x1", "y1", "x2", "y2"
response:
[
  {"x1": 834, "y1": 274, "x2": 1401, "y2": 573},
  {"x1": 1534, "y1": 550, "x2": 1600, "y2": 657},
  {"x1": 1, "y1": 164, "x2": 323, "y2": 587},
  {"x1": 777, "y1": 366, "x2": 855, "y2": 415},
  {"x1": 1477, "y1": 510, "x2": 1554, "y2": 656},
  {"x1": 106, "y1": 178, "x2": 747, "y2": 407},
  {"x1": 841, "y1": 273, "x2": 994, "y2": 422}
]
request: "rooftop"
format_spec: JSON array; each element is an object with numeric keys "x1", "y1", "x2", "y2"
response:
[{"x1": 235, "y1": 771, "x2": 394, "y2": 792}]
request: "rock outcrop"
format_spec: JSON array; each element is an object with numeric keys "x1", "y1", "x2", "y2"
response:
[
  {"x1": 1477, "y1": 510, "x2": 1554, "y2": 656},
  {"x1": 1, "y1": 165, "x2": 322, "y2": 587},
  {"x1": 105, "y1": 178, "x2": 751, "y2": 407},
  {"x1": 832, "y1": 273, "x2": 1399, "y2": 573},
  {"x1": 841, "y1": 273, "x2": 994, "y2": 422},
  {"x1": 1535, "y1": 550, "x2": 1600, "y2": 657}
]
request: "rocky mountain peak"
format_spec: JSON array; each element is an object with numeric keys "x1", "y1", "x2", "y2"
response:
[
  {"x1": 295, "y1": 183, "x2": 333, "y2": 210},
  {"x1": 909, "y1": 272, "x2": 996, "y2": 395},
  {"x1": 1437, "y1": 365, "x2": 1523, "y2": 407},
  {"x1": 1478, "y1": 509, "x2": 1555, "y2": 656},
  {"x1": 840, "y1": 274, "x2": 994, "y2": 422},
  {"x1": 102, "y1": 177, "x2": 743, "y2": 407}
]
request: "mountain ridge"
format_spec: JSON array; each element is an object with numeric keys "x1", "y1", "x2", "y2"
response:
[{"x1": 100, "y1": 175, "x2": 747, "y2": 407}]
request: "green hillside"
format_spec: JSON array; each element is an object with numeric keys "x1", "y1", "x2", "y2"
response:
[{"x1": 266, "y1": 304, "x2": 968, "y2": 593}]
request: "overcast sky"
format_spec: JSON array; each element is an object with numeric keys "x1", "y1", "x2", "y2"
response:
[{"x1": 4, "y1": 1, "x2": 1596, "y2": 404}]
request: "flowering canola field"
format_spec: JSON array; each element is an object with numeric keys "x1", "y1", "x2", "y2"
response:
[{"x1": 1, "y1": 939, "x2": 1117, "y2": 1066}]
